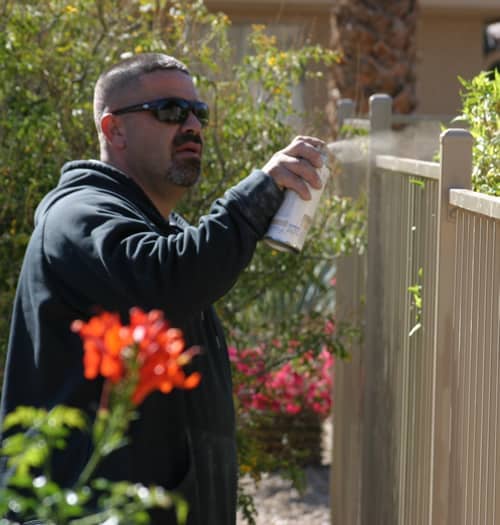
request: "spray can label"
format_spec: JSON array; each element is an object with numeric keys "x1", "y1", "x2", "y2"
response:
[{"x1": 264, "y1": 150, "x2": 330, "y2": 252}]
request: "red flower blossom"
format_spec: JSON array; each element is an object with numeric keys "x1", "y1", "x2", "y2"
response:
[{"x1": 71, "y1": 308, "x2": 201, "y2": 405}]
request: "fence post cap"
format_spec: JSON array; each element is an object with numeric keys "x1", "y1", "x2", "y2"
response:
[
  {"x1": 440, "y1": 128, "x2": 473, "y2": 143},
  {"x1": 369, "y1": 93, "x2": 392, "y2": 103}
]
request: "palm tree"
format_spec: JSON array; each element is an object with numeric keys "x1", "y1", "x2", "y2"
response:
[{"x1": 329, "y1": 0, "x2": 418, "y2": 125}]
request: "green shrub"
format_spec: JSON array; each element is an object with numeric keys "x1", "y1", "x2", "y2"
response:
[{"x1": 457, "y1": 69, "x2": 500, "y2": 195}]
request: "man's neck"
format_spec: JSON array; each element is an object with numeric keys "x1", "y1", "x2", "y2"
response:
[
  {"x1": 100, "y1": 154, "x2": 186, "y2": 218},
  {"x1": 151, "y1": 184, "x2": 187, "y2": 218}
]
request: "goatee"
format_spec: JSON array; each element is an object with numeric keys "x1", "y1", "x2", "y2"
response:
[
  {"x1": 166, "y1": 132, "x2": 203, "y2": 187},
  {"x1": 166, "y1": 158, "x2": 201, "y2": 187}
]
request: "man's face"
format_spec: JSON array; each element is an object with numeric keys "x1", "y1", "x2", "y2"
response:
[{"x1": 114, "y1": 69, "x2": 205, "y2": 196}]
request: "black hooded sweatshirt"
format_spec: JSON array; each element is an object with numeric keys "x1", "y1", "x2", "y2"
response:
[{"x1": 0, "y1": 160, "x2": 284, "y2": 524}]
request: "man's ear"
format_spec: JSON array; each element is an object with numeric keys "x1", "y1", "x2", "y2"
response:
[{"x1": 101, "y1": 113, "x2": 126, "y2": 149}]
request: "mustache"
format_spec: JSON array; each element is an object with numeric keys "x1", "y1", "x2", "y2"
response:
[{"x1": 173, "y1": 133, "x2": 203, "y2": 147}]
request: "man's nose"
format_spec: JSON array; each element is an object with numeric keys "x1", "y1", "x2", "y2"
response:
[{"x1": 181, "y1": 110, "x2": 203, "y2": 133}]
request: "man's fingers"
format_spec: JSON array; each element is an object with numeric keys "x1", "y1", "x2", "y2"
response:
[
  {"x1": 283, "y1": 155, "x2": 323, "y2": 187},
  {"x1": 284, "y1": 136, "x2": 325, "y2": 167},
  {"x1": 269, "y1": 164, "x2": 313, "y2": 200},
  {"x1": 290, "y1": 135, "x2": 325, "y2": 150},
  {"x1": 261, "y1": 136, "x2": 326, "y2": 199}
]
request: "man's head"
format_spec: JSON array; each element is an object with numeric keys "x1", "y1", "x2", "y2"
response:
[{"x1": 93, "y1": 53, "x2": 207, "y2": 213}]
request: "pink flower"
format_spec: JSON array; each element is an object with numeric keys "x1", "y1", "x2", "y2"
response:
[
  {"x1": 228, "y1": 346, "x2": 238, "y2": 360},
  {"x1": 230, "y1": 342, "x2": 334, "y2": 418},
  {"x1": 285, "y1": 403, "x2": 301, "y2": 415},
  {"x1": 324, "y1": 319, "x2": 335, "y2": 335}
]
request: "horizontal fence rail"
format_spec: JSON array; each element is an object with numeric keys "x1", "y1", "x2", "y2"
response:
[
  {"x1": 376, "y1": 155, "x2": 441, "y2": 180},
  {"x1": 332, "y1": 95, "x2": 500, "y2": 525},
  {"x1": 343, "y1": 114, "x2": 468, "y2": 130},
  {"x1": 450, "y1": 188, "x2": 500, "y2": 219}
]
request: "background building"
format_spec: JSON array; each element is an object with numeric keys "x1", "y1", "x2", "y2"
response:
[
  {"x1": 205, "y1": 0, "x2": 500, "y2": 122},
  {"x1": 418, "y1": 0, "x2": 500, "y2": 115}
]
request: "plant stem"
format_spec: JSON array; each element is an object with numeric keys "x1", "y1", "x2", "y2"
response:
[
  {"x1": 74, "y1": 399, "x2": 134, "y2": 489},
  {"x1": 74, "y1": 431, "x2": 106, "y2": 489}
]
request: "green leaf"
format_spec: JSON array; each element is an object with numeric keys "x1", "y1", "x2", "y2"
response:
[
  {"x1": 3, "y1": 406, "x2": 47, "y2": 430},
  {"x1": 1, "y1": 433, "x2": 29, "y2": 456},
  {"x1": 409, "y1": 178, "x2": 425, "y2": 188},
  {"x1": 47, "y1": 405, "x2": 87, "y2": 430}
]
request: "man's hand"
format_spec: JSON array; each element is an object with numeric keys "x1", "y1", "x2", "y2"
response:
[{"x1": 261, "y1": 136, "x2": 325, "y2": 200}]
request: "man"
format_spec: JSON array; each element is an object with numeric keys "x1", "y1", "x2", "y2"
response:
[{"x1": 0, "y1": 53, "x2": 324, "y2": 523}]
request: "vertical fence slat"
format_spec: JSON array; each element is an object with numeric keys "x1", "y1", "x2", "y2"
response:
[
  {"x1": 466, "y1": 213, "x2": 476, "y2": 525},
  {"x1": 476, "y1": 216, "x2": 487, "y2": 525},
  {"x1": 471, "y1": 215, "x2": 480, "y2": 524},
  {"x1": 494, "y1": 226, "x2": 500, "y2": 523},
  {"x1": 403, "y1": 175, "x2": 416, "y2": 523},
  {"x1": 483, "y1": 219, "x2": 494, "y2": 525},
  {"x1": 450, "y1": 208, "x2": 466, "y2": 524},
  {"x1": 427, "y1": 180, "x2": 439, "y2": 524},
  {"x1": 397, "y1": 174, "x2": 410, "y2": 524}
]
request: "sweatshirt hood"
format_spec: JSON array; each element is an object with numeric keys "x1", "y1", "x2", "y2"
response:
[{"x1": 34, "y1": 160, "x2": 165, "y2": 226}]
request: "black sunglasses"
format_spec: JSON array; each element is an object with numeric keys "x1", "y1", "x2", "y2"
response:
[{"x1": 111, "y1": 97, "x2": 209, "y2": 127}]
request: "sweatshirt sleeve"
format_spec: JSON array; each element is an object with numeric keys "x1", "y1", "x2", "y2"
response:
[{"x1": 42, "y1": 170, "x2": 283, "y2": 321}]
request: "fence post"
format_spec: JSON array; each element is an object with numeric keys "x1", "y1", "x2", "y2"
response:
[
  {"x1": 331, "y1": 97, "x2": 364, "y2": 525},
  {"x1": 431, "y1": 129, "x2": 473, "y2": 524},
  {"x1": 337, "y1": 98, "x2": 355, "y2": 129},
  {"x1": 370, "y1": 94, "x2": 392, "y2": 133},
  {"x1": 361, "y1": 94, "x2": 395, "y2": 525}
]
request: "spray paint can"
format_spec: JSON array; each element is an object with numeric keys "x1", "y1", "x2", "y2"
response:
[{"x1": 264, "y1": 147, "x2": 330, "y2": 253}]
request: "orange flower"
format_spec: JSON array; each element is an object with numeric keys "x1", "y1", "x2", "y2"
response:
[
  {"x1": 126, "y1": 308, "x2": 201, "y2": 405},
  {"x1": 71, "y1": 312, "x2": 132, "y2": 382},
  {"x1": 72, "y1": 308, "x2": 201, "y2": 405}
]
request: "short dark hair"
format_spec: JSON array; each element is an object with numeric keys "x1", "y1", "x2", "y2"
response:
[{"x1": 93, "y1": 53, "x2": 190, "y2": 133}]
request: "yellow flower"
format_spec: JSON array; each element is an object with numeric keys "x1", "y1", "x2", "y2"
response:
[
  {"x1": 65, "y1": 5, "x2": 78, "y2": 14},
  {"x1": 135, "y1": 45, "x2": 144, "y2": 53},
  {"x1": 267, "y1": 56, "x2": 277, "y2": 67}
]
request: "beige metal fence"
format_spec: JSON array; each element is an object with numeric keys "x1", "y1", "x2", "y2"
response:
[
  {"x1": 331, "y1": 95, "x2": 500, "y2": 525},
  {"x1": 444, "y1": 189, "x2": 500, "y2": 525}
]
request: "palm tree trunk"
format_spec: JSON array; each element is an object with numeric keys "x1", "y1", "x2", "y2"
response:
[{"x1": 329, "y1": 0, "x2": 418, "y2": 128}]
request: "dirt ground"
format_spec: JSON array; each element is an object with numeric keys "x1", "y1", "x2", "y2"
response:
[
  {"x1": 237, "y1": 465, "x2": 330, "y2": 525},
  {"x1": 237, "y1": 418, "x2": 332, "y2": 525}
]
